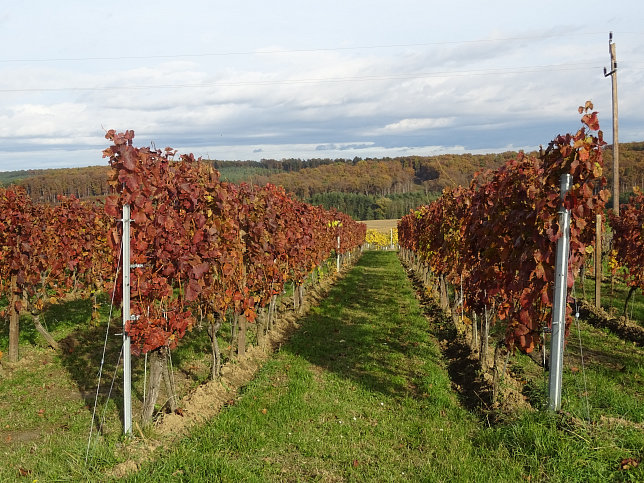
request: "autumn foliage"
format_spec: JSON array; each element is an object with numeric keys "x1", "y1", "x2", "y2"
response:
[
  {"x1": 609, "y1": 189, "x2": 644, "y2": 295},
  {"x1": 0, "y1": 186, "x2": 112, "y2": 360},
  {"x1": 0, "y1": 132, "x2": 365, "y2": 362},
  {"x1": 399, "y1": 104, "x2": 609, "y2": 353},
  {"x1": 365, "y1": 228, "x2": 398, "y2": 249},
  {"x1": 103, "y1": 129, "x2": 365, "y2": 355}
]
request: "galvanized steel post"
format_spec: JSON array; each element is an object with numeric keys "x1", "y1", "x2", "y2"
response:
[
  {"x1": 548, "y1": 174, "x2": 572, "y2": 411},
  {"x1": 122, "y1": 204, "x2": 132, "y2": 435}
]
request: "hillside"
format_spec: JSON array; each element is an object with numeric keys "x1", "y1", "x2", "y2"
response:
[
  {"x1": 603, "y1": 142, "x2": 644, "y2": 197},
  {"x1": 2, "y1": 143, "x2": 643, "y2": 218}
]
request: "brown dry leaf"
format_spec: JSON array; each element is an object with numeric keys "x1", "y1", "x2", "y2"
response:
[
  {"x1": 620, "y1": 457, "x2": 639, "y2": 470},
  {"x1": 18, "y1": 467, "x2": 32, "y2": 477},
  {"x1": 352, "y1": 460, "x2": 360, "y2": 467}
]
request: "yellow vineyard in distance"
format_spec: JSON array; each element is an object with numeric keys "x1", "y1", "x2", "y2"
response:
[{"x1": 364, "y1": 219, "x2": 399, "y2": 250}]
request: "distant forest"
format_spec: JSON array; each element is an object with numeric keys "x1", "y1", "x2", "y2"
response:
[{"x1": 2, "y1": 142, "x2": 642, "y2": 220}]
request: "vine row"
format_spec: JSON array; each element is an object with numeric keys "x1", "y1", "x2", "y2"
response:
[{"x1": 398, "y1": 103, "x2": 610, "y2": 353}]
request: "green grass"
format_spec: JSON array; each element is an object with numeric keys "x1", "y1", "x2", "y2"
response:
[
  {"x1": 508, "y1": 321, "x2": 644, "y2": 480},
  {"x1": 563, "y1": 321, "x2": 644, "y2": 421},
  {"x1": 129, "y1": 251, "x2": 519, "y2": 481},
  {"x1": 1, "y1": 252, "x2": 642, "y2": 481},
  {"x1": 578, "y1": 267, "x2": 644, "y2": 326},
  {"x1": 0, "y1": 295, "x2": 247, "y2": 480},
  {"x1": 127, "y1": 252, "x2": 644, "y2": 482},
  {"x1": 509, "y1": 317, "x2": 644, "y2": 419},
  {"x1": 0, "y1": 258, "x2": 336, "y2": 481}
]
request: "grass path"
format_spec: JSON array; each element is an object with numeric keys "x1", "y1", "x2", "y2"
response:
[
  {"x1": 2, "y1": 251, "x2": 641, "y2": 481},
  {"x1": 128, "y1": 252, "x2": 528, "y2": 481}
]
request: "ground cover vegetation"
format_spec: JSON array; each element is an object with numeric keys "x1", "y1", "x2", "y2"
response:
[
  {"x1": 0, "y1": 138, "x2": 365, "y2": 479},
  {"x1": 0, "y1": 255, "x2": 352, "y2": 480},
  {"x1": 1, "y1": 130, "x2": 367, "y2": 479},
  {"x1": 0, "y1": 249, "x2": 641, "y2": 480},
  {"x1": 128, "y1": 252, "x2": 643, "y2": 481}
]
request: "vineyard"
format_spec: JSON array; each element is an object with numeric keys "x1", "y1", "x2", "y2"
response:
[
  {"x1": 1, "y1": 130, "x2": 366, "y2": 425},
  {"x1": 0, "y1": 109, "x2": 643, "y2": 480}
]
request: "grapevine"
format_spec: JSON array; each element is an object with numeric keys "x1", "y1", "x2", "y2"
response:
[
  {"x1": 609, "y1": 188, "x2": 644, "y2": 315},
  {"x1": 399, "y1": 103, "x2": 609, "y2": 353}
]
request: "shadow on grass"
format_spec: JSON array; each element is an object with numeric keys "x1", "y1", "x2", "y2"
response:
[
  {"x1": 54, "y1": 303, "x2": 218, "y2": 430},
  {"x1": 0, "y1": 297, "x2": 95, "y2": 349},
  {"x1": 0, "y1": 295, "x2": 133, "y2": 430},
  {"x1": 281, "y1": 251, "x2": 436, "y2": 401},
  {"x1": 56, "y1": 317, "x2": 130, "y2": 428}
]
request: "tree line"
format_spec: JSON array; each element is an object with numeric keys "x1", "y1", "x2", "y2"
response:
[{"x1": 3, "y1": 144, "x2": 642, "y2": 217}]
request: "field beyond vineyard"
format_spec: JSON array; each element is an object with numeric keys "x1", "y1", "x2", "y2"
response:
[
  {"x1": 1, "y1": 251, "x2": 642, "y2": 481},
  {"x1": 363, "y1": 218, "x2": 398, "y2": 233}
]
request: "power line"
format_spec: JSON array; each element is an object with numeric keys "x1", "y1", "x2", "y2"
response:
[
  {"x1": 0, "y1": 31, "x2": 616, "y2": 64},
  {"x1": 0, "y1": 61, "x2": 610, "y2": 93}
]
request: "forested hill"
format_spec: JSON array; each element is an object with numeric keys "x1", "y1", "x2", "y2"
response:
[
  {"x1": 2, "y1": 143, "x2": 643, "y2": 219},
  {"x1": 0, "y1": 165, "x2": 112, "y2": 203},
  {"x1": 0, "y1": 153, "x2": 516, "y2": 218},
  {"x1": 249, "y1": 154, "x2": 518, "y2": 219}
]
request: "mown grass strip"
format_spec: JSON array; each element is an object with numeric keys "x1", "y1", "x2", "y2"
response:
[
  {"x1": 128, "y1": 251, "x2": 643, "y2": 482},
  {"x1": 3, "y1": 251, "x2": 641, "y2": 481},
  {"x1": 128, "y1": 252, "x2": 523, "y2": 481}
]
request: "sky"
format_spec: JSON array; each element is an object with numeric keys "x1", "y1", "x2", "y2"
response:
[{"x1": 1, "y1": 0, "x2": 643, "y2": 172}]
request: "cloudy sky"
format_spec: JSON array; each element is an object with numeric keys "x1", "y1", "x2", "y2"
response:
[{"x1": 1, "y1": 0, "x2": 643, "y2": 171}]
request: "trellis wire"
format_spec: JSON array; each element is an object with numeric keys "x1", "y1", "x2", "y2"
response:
[
  {"x1": 572, "y1": 280, "x2": 591, "y2": 422},
  {"x1": 142, "y1": 306, "x2": 151, "y2": 404},
  {"x1": 97, "y1": 347, "x2": 123, "y2": 434},
  {"x1": 85, "y1": 244, "x2": 122, "y2": 465}
]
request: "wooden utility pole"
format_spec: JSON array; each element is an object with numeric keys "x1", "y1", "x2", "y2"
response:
[
  {"x1": 604, "y1": 32, "x2": 619, "y2": 215},
  {"x1": 595, "y1": 32, "x2": 619, "y2": 309}
]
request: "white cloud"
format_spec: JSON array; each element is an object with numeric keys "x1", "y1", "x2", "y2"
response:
[
  {"x1": 1, "y1": 1, "x2": 643, "y2": 171},
  {"x1": 375, "y1": 117, "x2": 456, "y2": 134}
]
